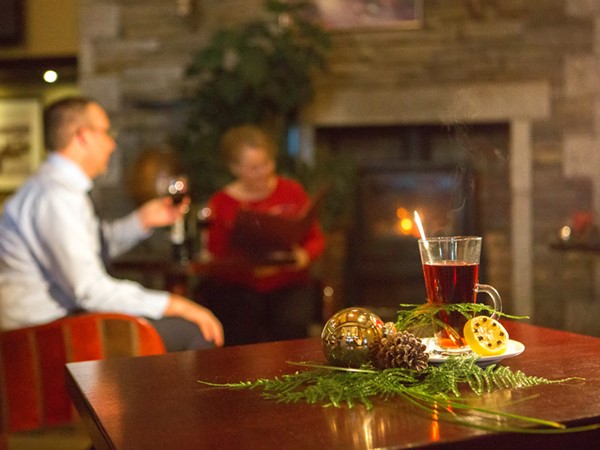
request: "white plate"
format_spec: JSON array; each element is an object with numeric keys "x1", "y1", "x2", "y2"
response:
[{"x1": 423, "y1": 338, "x2": 525, "y2": 367}]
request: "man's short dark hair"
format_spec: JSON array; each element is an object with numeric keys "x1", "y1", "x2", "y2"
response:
[{"x1": 43, "y1": 96, "x2": 94, "y2": 151}]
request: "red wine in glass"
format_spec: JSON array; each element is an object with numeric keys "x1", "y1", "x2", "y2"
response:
[{"x1": 168, "y1": 176, "x2": 188, "y2": 205}]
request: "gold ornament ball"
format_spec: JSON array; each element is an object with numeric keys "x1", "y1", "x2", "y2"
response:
[{"x1": 321, "y1": 307, "x2": 385, "y2": 368}]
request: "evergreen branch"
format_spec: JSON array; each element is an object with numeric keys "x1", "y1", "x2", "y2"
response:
[
  {"x1": 198, "y1": 359, "x2": 592, "y2": 433},
  {"x1": 395, "y1": 302, "x2": 529, "y2": 336},
  {"x1": 286, "y1": 361, "x2": 377, "y2": 373}
]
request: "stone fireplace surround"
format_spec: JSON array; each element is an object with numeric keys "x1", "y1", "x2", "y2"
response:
[{"x1": 299, "y1": 80, "x2": 551, "y2": 317}]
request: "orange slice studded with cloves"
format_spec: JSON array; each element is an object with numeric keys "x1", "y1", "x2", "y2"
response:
[{"x1": 463, "y1": 316, "x2": 509, "y2": 356}]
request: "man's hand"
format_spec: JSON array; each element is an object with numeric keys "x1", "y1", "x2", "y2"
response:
[
  {"x1": 138, "y1": 196, "x2": 191, "y2": 229},
  {"x1": 164, "y1": 294, "x2": 224, "y2": 347}
]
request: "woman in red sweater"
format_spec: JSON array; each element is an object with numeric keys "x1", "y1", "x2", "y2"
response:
[{"x1": 199, "y1": 125, "x2": 325, "y2": 345}]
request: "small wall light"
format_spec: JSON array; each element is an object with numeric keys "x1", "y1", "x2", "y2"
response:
[{"x1": 43, "y1": 70, "x2": 58, "y2": 83}]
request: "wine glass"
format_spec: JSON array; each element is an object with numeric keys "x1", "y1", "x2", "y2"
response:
[
  {"x1": 167, "y1": 175, "x2": 189, "y2": 206},
  {"x1": 166, "y1": 174, "x2": 190, "y2": 263},
  {"x1": 196, "y1": 203, "x2": 213, "y2": 262}
]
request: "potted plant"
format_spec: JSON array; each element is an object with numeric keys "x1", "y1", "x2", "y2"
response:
[{"x1": 178, "y1": 0, "x2": 353, "y2": 229}]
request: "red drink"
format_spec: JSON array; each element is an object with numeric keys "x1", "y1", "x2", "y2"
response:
[{"x1": 423, "y1": 261, "x2": 479, "y2": 348}]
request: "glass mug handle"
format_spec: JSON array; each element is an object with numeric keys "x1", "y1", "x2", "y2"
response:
[{"x1": 474, "y1": 284, "x2": 502, "y2": 319}]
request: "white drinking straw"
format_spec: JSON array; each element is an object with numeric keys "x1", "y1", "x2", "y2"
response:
[{"x1": 414, "y1": 210, "x2": 427, "y2": 240}]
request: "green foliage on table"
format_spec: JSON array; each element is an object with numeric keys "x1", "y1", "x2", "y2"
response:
[
  {"x1": 395, "y1": 302, "x2": 529, "y2": 339},
  {"x1": 200, "y1": 359, "x2": 595, "y2": 433},
  {"x1": 199, "y1": 303, "x2": 600, "y2": 434},
  {"x1": 200, "y1": 359, "x2": 596, "y2": 434}
]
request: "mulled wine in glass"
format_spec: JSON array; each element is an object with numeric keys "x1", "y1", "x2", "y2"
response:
[{"x1": 418, "y1": 236, "x2": 502, "y2": 350}]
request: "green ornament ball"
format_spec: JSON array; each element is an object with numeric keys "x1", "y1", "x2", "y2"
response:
[{"x1": 321, "y1": 307, "x2": 386, "y2": 368}]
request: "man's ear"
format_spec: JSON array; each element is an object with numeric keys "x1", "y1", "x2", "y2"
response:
[{"x1": 74, "y1": 127, "x2": 90, "y2": 147}]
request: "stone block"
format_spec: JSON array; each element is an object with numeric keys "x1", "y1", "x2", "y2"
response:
[
  {"x1": 552, "y1": 97, "x2": 594, "y2": 132},
  {"x1": 563, "y1": 132, "x2": 597, "y2": 178},
  {"x1": 121, "y1": 66, "x2": 185, "y2": 102},
  {"x1": 564, "y1": 55, "x2": 600, "y2": 97},
  {"x1": 462, "y1": 20, "x2": 524, "y2": 39},
  {"x1": 80, "y1": 3, "x2": 120, "y2": 39},
  {"x1": 79, "y1": 75, "x2": 122, "y2": 112},
  {"x1": 566, "y1": 0, "x2": 600, "y2": 17}
]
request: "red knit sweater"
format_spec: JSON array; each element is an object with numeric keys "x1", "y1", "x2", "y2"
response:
[{"x1": 206, "y1": 177, "x2": 325, "y2": 292}]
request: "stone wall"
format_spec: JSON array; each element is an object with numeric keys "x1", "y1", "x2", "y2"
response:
[{"x1": 79, "y1": 0, "x2": 600, "y2": 335}]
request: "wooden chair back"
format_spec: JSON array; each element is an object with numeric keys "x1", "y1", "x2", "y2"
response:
[{"x1": 0, "y1": 313, "x2": 166, "y2": 434}]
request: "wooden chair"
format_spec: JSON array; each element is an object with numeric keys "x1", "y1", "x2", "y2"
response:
[{"x1": 0, "y1": 313, "x2": 166, "y2": 437}]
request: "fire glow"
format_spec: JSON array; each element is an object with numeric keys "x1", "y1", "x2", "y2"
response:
[{"x1": 394, "y1": 208, "x2": 421, "y2": 238}]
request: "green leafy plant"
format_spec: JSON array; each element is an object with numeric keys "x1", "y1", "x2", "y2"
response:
[
  {"x1": 199, "y1": 359, "x2": 595, "y2": 433},
  {"x1": 179, "y1": 0, "x2": 333, "y2": 201}
]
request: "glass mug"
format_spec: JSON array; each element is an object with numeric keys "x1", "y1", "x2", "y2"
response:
[{"x1": 418, "y1": 236, "x2": 502, "y2": 350}]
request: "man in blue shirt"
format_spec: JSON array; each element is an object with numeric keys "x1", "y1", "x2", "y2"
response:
[{"x1": 0, "y1": 96, "x2": 223, "y2": 351}]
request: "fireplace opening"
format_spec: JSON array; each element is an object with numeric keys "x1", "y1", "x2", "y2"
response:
[
  {"x1": 345, "y1": 163, "x2": 479, "y2": 318},
  {"x1": 315, "y1": 123, "x2": 509, "y2": 320}
]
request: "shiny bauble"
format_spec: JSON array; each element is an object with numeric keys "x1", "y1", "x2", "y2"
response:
[{"x1": 321, "y1": 307, "x2": 385, "y2": 368}]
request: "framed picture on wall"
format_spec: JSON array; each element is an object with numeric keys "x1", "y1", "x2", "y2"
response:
[
  {"x1": 0, "y1": 98, "x2": 44, "y2": 191},
  {"x1": 310, "y1": 0, "x2": 423, "y2": 31}
]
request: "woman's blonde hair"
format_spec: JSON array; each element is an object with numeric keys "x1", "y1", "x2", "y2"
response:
[{"x1": 220, "y1": 124, "x2": 278, "y2": 165}]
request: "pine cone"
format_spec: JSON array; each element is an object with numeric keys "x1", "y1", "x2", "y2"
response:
[{"x1": 369, "y1": 331, "x2": 429, "y2": 371}]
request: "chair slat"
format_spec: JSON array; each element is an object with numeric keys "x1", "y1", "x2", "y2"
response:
[
  {"x1": 67, "y1": 315, "x2": 105, "y2": 361},
  {"x1": 36, "y1": 326, "x2": 72, "y2": 427},
  {"x1": 1, "y1": 331, "x2": 41, "y2": 431},
  {"x1": 135, "y1": 318, "x2": 167, "y2": 355}
]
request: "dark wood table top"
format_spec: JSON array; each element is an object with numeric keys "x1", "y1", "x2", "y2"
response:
[{"x1": 66, "y1": 321, "x2": 600, "y2": 449}]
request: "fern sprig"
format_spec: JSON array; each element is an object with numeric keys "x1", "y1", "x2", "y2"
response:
[
  {"x1": 198, "y1": 304, "x2": 597, "y2": 434},
  {"x1": 198, "y1": 360, "x2": 593, "y2": 433}
]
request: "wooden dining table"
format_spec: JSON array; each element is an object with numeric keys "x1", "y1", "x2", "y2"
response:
[{"x1": 66, "y1": 321, "x2": 600, "y2": 449}]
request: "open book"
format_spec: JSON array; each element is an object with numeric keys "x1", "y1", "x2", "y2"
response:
[{"x1": 230, "y1": 185, "x2": 329, "y2": 261}]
